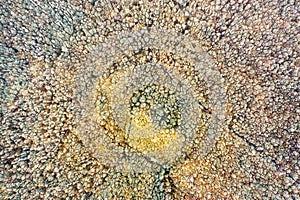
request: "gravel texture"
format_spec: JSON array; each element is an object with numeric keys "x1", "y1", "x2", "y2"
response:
[{"x1": 0, "y1": 0, "x2": 299, "y2": 199}]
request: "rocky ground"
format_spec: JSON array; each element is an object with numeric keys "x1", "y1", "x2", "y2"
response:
[{"x1": 0, "y1": 0, "x2": 299, "y2": 199}]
